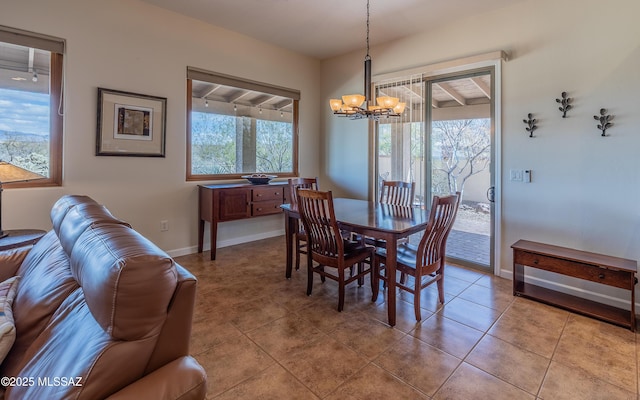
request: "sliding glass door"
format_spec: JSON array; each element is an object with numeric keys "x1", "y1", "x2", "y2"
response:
[{"x1": 375, "y1": 67, "x2": 496, "y2": 270}]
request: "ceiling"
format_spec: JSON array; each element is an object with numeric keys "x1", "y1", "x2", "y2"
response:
[{"x1": 138, "y1": 0, "x2": 524, "y2": 60}]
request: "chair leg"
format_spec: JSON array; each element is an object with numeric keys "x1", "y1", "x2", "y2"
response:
[
  {"x1": 338, "y1": 268, "x2": 345, "y2": 312},
  {"x1": 357, "y1": 262, "x2": 364, "y2": 286},
  {"x1": 437, "y1": 270, "x2": 445, "y2": 304},
  {"x1": 295, "y1": 238, "x2": 301, "y2": 271},
  {"x1": 414, "y1": 274, "x2": 422, "y2": 321},
  {"x1": 371, "y1": 257, "x2": 380, "y2": 301},
  {"x1": 320, "y1": 265, "x2": 326, "y2": 283},
  {"x1": 306, "y1": 256, "x2": 314, "y2": 296}
]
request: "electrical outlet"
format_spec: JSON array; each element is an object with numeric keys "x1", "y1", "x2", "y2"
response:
[{"x1": 160, "y1": 220, "x2": 169, "y2": 231}]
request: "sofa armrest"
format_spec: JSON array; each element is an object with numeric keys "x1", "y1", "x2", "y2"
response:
[
  {"x1": 105, "y1": 356, "x2": 207, "y2": 400},
  {"x1": 0, "y1": 245, "x2": 31, "y2": 282}
]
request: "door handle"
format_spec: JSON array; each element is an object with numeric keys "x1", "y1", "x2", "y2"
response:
[{"x1": 486, "y1": 186, "x2": 495, "y2": 203}]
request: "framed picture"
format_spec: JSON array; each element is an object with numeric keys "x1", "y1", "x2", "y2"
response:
[{"x1": 96, "y1": 88, "x2": 167, "y2": 157}]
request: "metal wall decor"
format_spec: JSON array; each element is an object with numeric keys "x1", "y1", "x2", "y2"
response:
[
  {"x1": 523, "y1": 113, "x2": 537, "y2": 137},
  {"x1": 555, "y1": 91, "x2": 572, "y2": 118},
  {"x1": 593, "y1": 108, "x2": 613, "y2": 136}
]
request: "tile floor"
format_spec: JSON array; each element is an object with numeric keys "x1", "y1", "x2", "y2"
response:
[{"x1": 177, "y1": 236, "x2": 639, "y2": 399}]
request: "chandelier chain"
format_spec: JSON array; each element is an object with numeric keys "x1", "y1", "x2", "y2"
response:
[{"x1": 365, "y1": 0, "x2": 370, "y2": 59}]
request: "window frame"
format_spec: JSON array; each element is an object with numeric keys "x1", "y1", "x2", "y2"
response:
[
  {"x1": 0, "y1": 26, "x2": 64, "y2": 188},
  {"x1": 186, "y1": 67, "x2": 299, "y2": 181}
]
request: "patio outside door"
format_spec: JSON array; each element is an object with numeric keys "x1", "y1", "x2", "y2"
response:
[{"x1": 427, "y1": 70, "x2": 494, "y2": 269}]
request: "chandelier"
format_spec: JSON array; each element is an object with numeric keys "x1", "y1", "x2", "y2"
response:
[{"x1": 329, "y1": 0, "x2": 406, "y2": 120}]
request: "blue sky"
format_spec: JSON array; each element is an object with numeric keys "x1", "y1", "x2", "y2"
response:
[{"x1": 0, "y1": 88, "x2": 49, "y2": 135}]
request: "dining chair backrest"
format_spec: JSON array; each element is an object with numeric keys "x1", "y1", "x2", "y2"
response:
[
  {"x1": 295, "y1": 189, "x2": 343, "y2": 262},
  {"x1": 379, "y1": 180, "x2": 415, "y2": 207},
  {"x1": 288, "y1": 177, "x2": 319, "y2": 212},
  {"x1": 416, "y1": 192, "x2": 461, "y2": 269}
]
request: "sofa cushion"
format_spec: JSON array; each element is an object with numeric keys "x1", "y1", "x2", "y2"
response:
[
  {"x1": 50, "y1": 195, "x2": 98, "y2": 233},
  {"x1": 70, "y1": 224, "x2": 177, "y2": 340},
  {"x1": 5, "y1": 288, "x2": 158, "y2": 400},
  {"x1": 0, "y1": 231, "x2": 79, "y2": 378},
  {"x1": 56, "y1": 202, "x2": 130, "y2": 255},
  {"x1": 0, "y1": 276, "x2": 20, "y2": 364}
]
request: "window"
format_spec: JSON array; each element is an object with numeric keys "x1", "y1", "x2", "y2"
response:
[
  {"x1": 187, "y1": 67, "x2": 299, "y2": 180},
  {"x1": 0, "y1": 26, "x2": 64, "y2": 187}
]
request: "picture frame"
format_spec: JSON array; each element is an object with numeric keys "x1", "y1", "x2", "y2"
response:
[{"x1": 96, "y1": 88, "x2": 167, "y2": 157}]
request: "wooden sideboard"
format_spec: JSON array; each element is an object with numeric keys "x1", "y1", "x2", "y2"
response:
[
  {"x1": 198, "y1": 182, "x2": 289, "y2": 260},
  {"x1": 512, "y1": 239, "x2": 637, "y2": 331}
]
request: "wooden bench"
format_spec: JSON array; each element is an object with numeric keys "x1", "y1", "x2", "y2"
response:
[{"x1": 511, "y1": 239, "x2": 637, "y2": 331}]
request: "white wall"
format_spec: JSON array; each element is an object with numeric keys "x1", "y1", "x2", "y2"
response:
[
  {"x1": 2, "y1": 0, "x2": 321, "y2": 255},
  {"x1": 321, "y1": 0, "x2": 640, "y2": 306}
]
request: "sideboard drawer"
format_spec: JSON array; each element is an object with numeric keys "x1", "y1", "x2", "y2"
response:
[
  {"x1": 515, "y1": 251, "x2": 631, "y2": 288},
  {"x1": 252, "y1": 200, "x2": 283, "y2": 216},
  {"x1": 252, "y1": 186, "x2": 284, "y2": 202}
]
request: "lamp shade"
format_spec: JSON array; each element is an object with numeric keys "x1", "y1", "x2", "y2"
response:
[
  {"x1": 342, "y1": 94, "x2": 366, "y2": 108},
  {"x1": 376, "y1": 96, "x2": 399, "y2": 109},
  {"x1": 0, "y1": 161, "x2": 45, "y2": 184},
  {"x1": 393, "y1": 102, "x2": 407, "y2": 114},
  {"x1": 329, "y1": 99, "x2": 343, "y2": 112}
]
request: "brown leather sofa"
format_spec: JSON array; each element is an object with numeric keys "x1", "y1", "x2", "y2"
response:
[{"x1": 0, "y1": 195, "x2": 207, "y2": 399}]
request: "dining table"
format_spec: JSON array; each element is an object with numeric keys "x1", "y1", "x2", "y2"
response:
[{"x1": 281, "y1": 198, "x2": 430, "y2": 327}]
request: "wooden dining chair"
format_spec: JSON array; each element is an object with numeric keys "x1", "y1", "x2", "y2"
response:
[
  {"x1": 366, "y1": 180, "x2": 416, "y2": 251},
  {"x1": 288, "y1": 177, "x2": 319, "y2": 271},
  {"x1": 296, "y1": 188, "x2": 374, "y2": 312},
  {"x1": 372, "y1": 192, "x2": 460, "y2": 321},
  {"x1": 379, "y1": 180, "x2": 415, "y2": 207}
]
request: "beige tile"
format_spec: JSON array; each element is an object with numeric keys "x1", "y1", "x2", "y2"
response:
[
  {"x1": 213, "y1": 363, "x2": 319, "y2": 400},
  {"x1": 325, "y1": 363, "x2": 429, "y2": 400},
  {"x1": 466, "y1": 334, "x2": 550, "y2": 394},
  {"x1": 474, "y1": 273, "x2": 513, "y2": 291},
  {"x1": 437, "y1": 296, "x2": 502, "y2": 331},
  {"x1": 433, "y1": 363, "x2": 535, "y2": 400},
  {"x1": 458, "y1": 282, "x2": 515, "y2": 312},
  {"x1": 553, "y1": 314, "x2": 637, "y2": 392},
  {"x1": 245, "y1": 313, "x2": 326, "y2": 362},
  {"x1": 329, "y1": 314, "x2": 406, "y2": 360},
  {"x1": 374, "y1": 335, "x2": 461, "y2": 396},
  {"x1": 540, "y1": 361, "x2": 636, "y2": 400},
  {"x1": 445, "y1": 264, "x2": 486, "y2": 283},
  {"x1": 227, "y1": 298, "x2": 290, "y2": 332},
  {"x1": 412, "y1": 313, "x2": 484, "y2": 359},
  {"x1": 363, "y1": 297, "x2": 428, "y2": 334},
  {"x1": 488, "y1": 297, "x2": 568, "y2": 358},
  {"x1": 279, "y1": 336, "x2": 369, "y2": 398},
  {"x1": 196, "y1": 334, "x2": 274, "y2": 397},
  {"x1": 297, "y1": 300, "x2": 358, "y2": 333},
  {"x1": 190, "y1": 317, "x2": 242, "y2": 355}
]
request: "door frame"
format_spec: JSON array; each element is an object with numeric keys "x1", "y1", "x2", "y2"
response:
[
  {"x1": 426, "y1": 67, "x2": 496, "y2": 272},
  {"x1": 372, "y1": 54, "x2": 503, "y2": 276}
]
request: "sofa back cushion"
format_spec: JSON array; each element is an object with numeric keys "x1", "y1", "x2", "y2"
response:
[
  {"x1": 50, "y1": 195, "x2": 98, "y2": 233},
  {"x1": 69, "y1": 223, "x2": 177, "y2": 340}
]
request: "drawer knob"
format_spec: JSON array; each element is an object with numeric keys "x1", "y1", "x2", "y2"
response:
[
  {"x1": 533, "y1": 259, "x2": 539, "y2": 265},
  {"x1": 599, "y1": 273, "x2": 605, "y2": 279}
]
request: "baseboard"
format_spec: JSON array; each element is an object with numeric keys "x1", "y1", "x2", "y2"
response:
[
  {"x1": 165, "y1": 229, "x2": 285, "y2": 258},
  {"x1": 499, "y1": 267, "x2": 636, "y2": 312}
]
